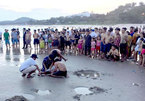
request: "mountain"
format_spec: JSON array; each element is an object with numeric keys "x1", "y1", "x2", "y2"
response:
[
  {"x1": 14, "y1": 17, "x2": 36, "y2": 23},
  {"x1": 0, "y1": 17, "x2": 36, "y2": 25},
  {"x1": 69, "y1": 12, "x2": 91, "y2": 17},
  {"x1": 0, "y1": 2, "x2": 144, "y2": 25}
]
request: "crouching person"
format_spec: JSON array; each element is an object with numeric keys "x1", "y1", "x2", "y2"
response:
[
  {"x1": 51, "y1": 59, "x2": 67, "y2": 78},
  {"x1": 106, "y1": 45, "x2": 119, "y2": 61},
  {"x1": 19, "y1": 54, "x2": 41, "y2": 78}
]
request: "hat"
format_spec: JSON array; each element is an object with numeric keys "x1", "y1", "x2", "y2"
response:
[{"x1": 31, "y1": 54, "x2": 38, "y2": 58}]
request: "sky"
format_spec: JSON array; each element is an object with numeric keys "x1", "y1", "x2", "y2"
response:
[{"x1": 0, "y1": 0, "x2": 144, "y2": 21}]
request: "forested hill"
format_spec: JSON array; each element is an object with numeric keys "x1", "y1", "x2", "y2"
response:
[{"x1": 0, "y1": 2, "x2": 145, "y2": 25}]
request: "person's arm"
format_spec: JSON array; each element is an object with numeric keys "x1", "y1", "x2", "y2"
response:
[
  {"x1": 59, "y1": 53, "x2": 67, "y2": 61},
  {"x1": 35, "y1": 65, "x2": 41, "y2": 76},
  {"x1": 51, "y1": 64, "x2": 58, "y2": 74},
  {"x1": 42, "y1": 62, "x2": 47, "y2": 72}
]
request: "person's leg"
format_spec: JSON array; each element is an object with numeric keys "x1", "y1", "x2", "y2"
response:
[
  {"x1": 52, "y1": 71, "x2": 67, "y2": 78},
  {"x1": 85, "y1": 45, "x2": 87, "y2": 55},
  {"x1": 142, "y1": 54, "x2": 145, "y2": 66},
  {"x1": 27, "y1": 70, "x2": 36, "y2": 78},
  {"x1": 88, "y1": 46, "x2": 91, "y2": 56},
  {"x1": 22, "y1": 66, "x2": 36, "y2": 78}
]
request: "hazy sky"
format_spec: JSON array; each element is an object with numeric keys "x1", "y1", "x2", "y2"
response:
[{"x1": 0, "y1": 0, "x2": 144, "y2": 21}]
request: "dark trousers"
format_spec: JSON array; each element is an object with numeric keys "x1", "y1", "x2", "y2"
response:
[
  {"x1": 23, "y1": 39, "x2": 26, "y2": 48},
  {"x1": 85, "y1": 45, "x2": 91, "y2": 55}
]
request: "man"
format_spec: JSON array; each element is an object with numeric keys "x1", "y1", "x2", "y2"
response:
[
  {"x1": 17, "y1": 28, "x2": 20, "y2": 45},
  {"x1": 4, "y1": 29, "x2": 10, "y2": 48},
  {"x1": 120, "y1": 27, "x2": 128, "y2": 62},
  {"x1": 19, "y1": 54, "x2": 41, "y2": 78},
  {"x1": 51, "y1": 59, "x2": 67, "y2": 78},
  {"x1": 22, "y1": 28, "x2": 26, "y2": 49},
  {"x1": 85, "y1": 29, "x2": 91, "y2": 56},
  {"x1": 130, "y1": 26, "x2": 135, "y2": 37},
  {"x1": 11, "y1": 28, "x2": 18, "y2": 47},
  {"x1": 33, "y1": 30, "x2": 39, "y2": 49}
]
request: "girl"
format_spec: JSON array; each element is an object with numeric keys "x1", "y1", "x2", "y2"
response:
[
  {"x1": 77, "y1": 36, "x2": 83, "y2": 55},
  {"x1": 39, "y1": 37, "x2": 45, "y2": 54},
  {"x1": 91, "y1": 38, "x2": 96, "y2": 58},
  {"x1": 96, "y1": 36, "x2": 101, "y2": 57}
]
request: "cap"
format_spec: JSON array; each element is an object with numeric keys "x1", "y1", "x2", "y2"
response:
[{"x1": 31, "y1": 54, "x2": 38, "y2": 58}]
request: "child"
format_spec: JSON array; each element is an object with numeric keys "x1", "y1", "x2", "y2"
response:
[
  {"x1": 50, "y1": 59, "x2": 67, "y2": 78},
  {"x1": 39, "y1": 38, "x2": 45, "y2": 54},
  {"x1": 91, "y1": 38, "x2": 96, "y2": 58},
  {"x1": 96, "y1": 36, "x2": 101, "y2": 57},
  {"x1": 77, "y1": 36, "x2": 83, "y2": 55},
  {"x1": 48, "y1": 37, "x2": 52, "y2": 50},
  {"x1": 106, "y1": 45, "x2": 119, "y2": 61}
]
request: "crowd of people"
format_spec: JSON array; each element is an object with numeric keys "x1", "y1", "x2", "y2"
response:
[{"x1": 0, "y1": 26, "x2": 145, "y2": 66}]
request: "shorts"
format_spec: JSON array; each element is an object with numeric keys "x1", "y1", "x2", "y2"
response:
[
  {"x1": 48, "y1": 43, "x2": 52, "y2": 48},
  {"x1": 53, "y1": 40, "x2": 59, "y2": 47},
  {"x1": 21, "y1": 66, "x2": 36, "y2": 74},
  {"x1": 141, "y1": 49, "x2": 145, "y2": 54},
  {"x1": 96, "y1": 46, "x2": 100, "y2": 51},
  {"x1": 66, "y1": 41, "x2": 71, "y2": 46},
  {"x1": 53, "y1": 71, "x2": 67, "y2": 77},
  {"x1": 12, "y1": 39, "x2": 18, "y2": 44},
  {"x1": 34, "y1": 39, "x2": 39, "y2": 44},
  {"x1": 26, "y1": 40, "x2": 30, "y2": 44},
  {"x1": 5, "y1": 40, "x2": 10, "y2": 45},
  {"x1": 91, "y1": 48, "x2": 95, "y2": 51}
]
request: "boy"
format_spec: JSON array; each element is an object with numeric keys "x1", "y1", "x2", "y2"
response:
[
  {"x1": 106, "y1": 45, "x2": 119, "y2": 61},
  {"x1": 19, "y1": 54, "x2": 41, "y2": 78},
  {"x1": 51, "y1": 59, "x2": 67, "y2": 78},
  {"x1": 4, "y1": 29, "x2": 10, "y2": 48}
]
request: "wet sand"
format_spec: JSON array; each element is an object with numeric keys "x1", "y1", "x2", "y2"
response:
[{"x1": 0, "y1": 46, "x2": 145, "y2": 101}]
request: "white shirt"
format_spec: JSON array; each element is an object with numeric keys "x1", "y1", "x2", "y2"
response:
[
  {"x1": 19, "y1": 58, "x2": 37, "y2": 71},
  {"x1": 90, "y1": 32, "x2": 98, "y2": 38}
]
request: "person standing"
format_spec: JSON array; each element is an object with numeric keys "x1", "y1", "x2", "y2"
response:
[
  {"x1": 22, "y1": 28, "x2": 26, "y2": 49},
  {"x1": 4, "y1": 29, "x2": 10, "y2": 48},
  {"x1": 17, "y1": 28, "x2": 20, "y2": 46},
  {"x1": 19, "y1": 54, "x2": 41, "y2": 78},
  {"x1": 0, "y1": 31, "x2": 2, "y2": 41},
  {"x1": 33, "y1": 30, "x2": 39, "y2": 50},
  {"x1": 25, "y1": 30, "x2": 31, "y2": 49},
  {"x1": 11, "y1": 28, "x2": 18, "y2": 48},
  {"x1": 84, "y1": 29, "x2": 91, "y2": 56},
  {"x1": 120, "y1": 27, "x2": 128, "y2": 62}
]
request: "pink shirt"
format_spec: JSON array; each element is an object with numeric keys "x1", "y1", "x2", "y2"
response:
[
  {"x1": 96, "y1": 40, "x2": 101, "y2": 46},
  {"x1": 91, "y1": 41, "x2": 96, "y2": 48}
]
